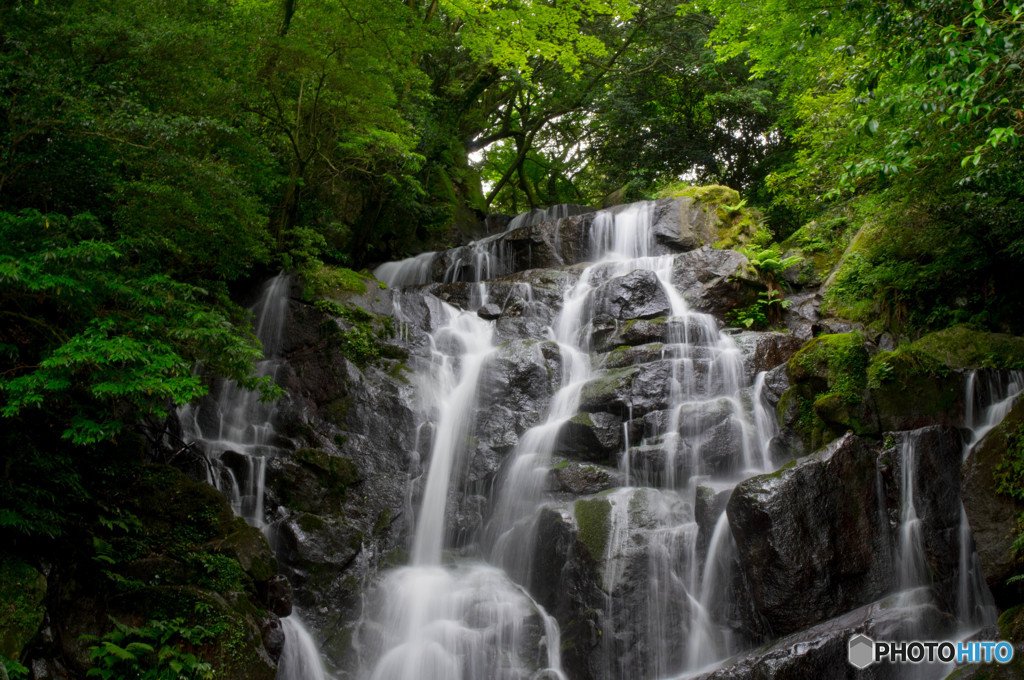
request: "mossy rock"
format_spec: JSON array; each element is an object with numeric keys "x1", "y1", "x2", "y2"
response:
[
  {"x1": 273, "y1": 449, "x2": 359, "y2": 515},
  {"x1": 784, "y1": 333, "x2": 874, "y2": 446},
  {"x1": 1001, "y1": 605, "x2": 1024, "y2": 642},
  {"x1": 657, "y1": 184, "x2": 740, "y2": 205},
  {"x1": 578, "y1": 366, "x2": 638, "y2": 414},
  {"x1": 127, "y1": 464, "x2": 236, "y2": 554},
  {"x1": 715, "y1": 207, "x2": 762, "y2": 250},
  {"x1": 325, "y1": 395, "x2": 353, "y2": 427},
  {"x1": 300, "y1": 261, "x2": 370, "y2": 299},
  {"x1": 654, "y1": 183, "x2": 761, "y2": 249},
  {"x1": 867, "y1": 347, "x2": 963, "y2": 431},
  {"x1": 948, "y1": 606, "x2": 1024, "y2": 678},
  {"x1": 0, "y1": 555, "x2": 46, "y2": 660},
  {"x1": 210, "y1": 519, "x2": 278, "y2": 584},
  {"x1": 569, "y1": 412, "x2": 595, "y2": 427},
  {"x1": 787, "y1": 332, "x2": 869, "y2": 399},
  {"x1": 909, "y1": 326, "x2": 1024, "y2": 370},
  {"x1": 574, "y1": 497, "x2": 612, "y2": 561},
  {"x1": 779, "y1": 213, "x2": 858, "y2": 286},
  {"x1": 819, "y1": 223, "x2": 886, "y2": 322}
]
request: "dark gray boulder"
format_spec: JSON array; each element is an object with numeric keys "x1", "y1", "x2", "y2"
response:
[
  {"x1": 695, "y1": 592, "x2": 958, "y2": 680},
  {"x1": 555, "y1": 412, "x2": 623, "y2": 464},
  {"x1": 672, "y1": 247, "x2": 761, "y2": 317},
  {"x1": 727, "y1": 433, "x2": 894, "y2": 636},
  {"x1": 593, "y1": 269, "x2": 671, "y2": 321}
]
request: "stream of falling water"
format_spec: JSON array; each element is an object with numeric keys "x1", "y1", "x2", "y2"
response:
[
  {"x1": 364, "y1": 202, "x2": 778, "y2": 679},
  {"x1": 179, "y1": 273, "x2": 331, "y2": 680},
  {"x1": 958, "y1": 370, "x2": 1024, "y2": 629}
]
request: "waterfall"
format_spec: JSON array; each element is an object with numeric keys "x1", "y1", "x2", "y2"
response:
[
  {"x1": 180, "y1": 273, "x2": 290, "y2": 527},
  {"x1": 362, "y1": 201, "x2": 778, "y2": 680},
  {"x1": 896, "y1": 434, "x2": 928, "y2": 595},
  {"x1": 179, "y1": 272, "x2": 332, "y2": 680},
  {"x1": 956, "y1": 369, "x2": 1024, "y2": 629},
  {"x1": 279, "y1": 617, "x2": 331, "y2": 680}
]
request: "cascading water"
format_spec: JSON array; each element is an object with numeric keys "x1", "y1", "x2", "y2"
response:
[
  {"x1": 359, "y1": 300, "x2": 566, "y2": 680},
  {"x1": 179, "y1": 273, "x2": 332, "y2": 680},
  {"x1": 363, "y1": 201, "x2": 777, "y2": 680},
  {"x1": 882, "y1": 368, "x2": 1024, "y2": 679},
  {"x1": 957, "y1": 369, "x2": 1024, "y2": 629}
]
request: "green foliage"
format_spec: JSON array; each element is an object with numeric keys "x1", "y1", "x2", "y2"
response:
[
  {"x1": 0, "y1": 557, "x2": 46, "y2": 662},
  {"x1": 302, "y1": 263, "x2": 371, "y2": 301},
  {"x1": 0, "y1": 212, "x2": 276, "y2": 446},
  {"x1": 729, "y1": 289, "x2": 792, "y2": 329},
  {"x1": 83, "y1": 618, "x2": 215, "y2": 680},
  {"x1": 741, "y1": 243, "x2": 803, "y2": 283},
  {"x1": 0, "y1": 656, "x2": 29, "y2": 680},
  {"x1": 994, "y1": 423, "x2": 1024, "y2": 570}
]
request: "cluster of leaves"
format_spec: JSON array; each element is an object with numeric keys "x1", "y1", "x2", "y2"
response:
[
  {"x1": 83, "y1": 618, "x2": 215, "y2": 680},
  {"x1": 698, "y1": 0, "x2": 1024, "y2": 335},
  {"x1": 316, "y1": 301, "x2": 403, "y2": 368},
  {"x1": 475, "y1": 0, "x2": 789, "y2": 214},
  {"x1": 729, "y1": 290, "x2": 792, "y2": 329}
]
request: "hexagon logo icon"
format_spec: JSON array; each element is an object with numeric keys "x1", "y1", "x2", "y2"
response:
[{"x1": 848, "y1": 634, "x2": 875, "y2": 669}]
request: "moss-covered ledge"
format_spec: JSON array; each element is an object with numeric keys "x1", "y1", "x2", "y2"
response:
[{"x1": 779, "y1": 327, "x2": 1024, "y2": 451}]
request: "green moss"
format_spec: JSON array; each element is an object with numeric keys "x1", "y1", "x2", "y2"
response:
[
  {"x1": 574, "y1": 498, "x2": 612, "y2": 560},
  {"x1": 383, "y1": 546, "x2": 409, "y2": 567},
  {"x1": 908, "y1": 325, "x2": 1024, "y2": 370},
  {"x1": 296, "y1": 513, "x2": 327, "y2": 533},
  {"x1": 778, "y1": 212, "x2": 859, "y2": 286},
  {"x1": 0, "y1": 556, "x2": 46, "y2": 660},
  {"x1": 788, "y1": 332, "x2": 869, "y2": 406},
  {"x1": 373, "y1": 508, "x2": 392, "y2": 534},
  {"x1": 867, "y1": 347, "x2": 947, "y2": 388},
  {"x1": 300, "y1": 261, "x2": 369, "y2": 300},
  {"x1": 656, "y1": 183, "x2": 740, "y2": 205},
  {"x1": 325, "y1": 396, "x2": 352, "y2": 427},
  {"x1": 579, "y1": 366, "x2": 637, "y2": 406},
  {"x1": 1000, "y1": 605, "x2": 1024, "y2": 642},
  {"x1": 295, "y1": 449, "x2": 359, "y2": 499},
  {"x1": 213, "y1": 522, "x2": 278, "y2": 584},
  {"x1": 653, "y1": 183, "x2": 761, "y2": 249},
  {"x1": 759, "y1": 458, "x2": 797, "y2": 481},
  {"x1": 627, "y1": 489, "x2": 649, "y2": 525},
  {"x1": 552, "y1": 460, "x2": 571, "y2": 470},
  {"x1": 570, "y1": 412, "x2": 595, "y2": 427},
  {"x1": 785, "y1": 333, "x2": 871, "y2": 445}
]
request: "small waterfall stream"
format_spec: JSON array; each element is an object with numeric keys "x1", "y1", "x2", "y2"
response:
[
  {"x1": 957, "y1": 369, "x2": 1024, "y2": 629},
  {"x1": 180, "y1": 272, "x2": 332, "y2": 680}
]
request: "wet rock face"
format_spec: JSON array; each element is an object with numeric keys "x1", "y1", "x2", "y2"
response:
[
  {"x1": 549, "y1": 461, "x2": 624, "y2": 495},
  {"x1": 555, "y1": 412, "x2": 623, "y2": 464},
  {"x1": 734, "y1": 332, "x2": 804, "y2": 383},
  {"x1": 696, "y1": 593, "x2": 958, "y2": 680},
  {"x1": 727, "y1": 434, "x2": 894, "y2": 636},
  {"x1": 593, "y1": 270, "x2": 671, "y2": 321},
  {"x1": 671, "y1": 247, "x2": 761, "y2": 317}
]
